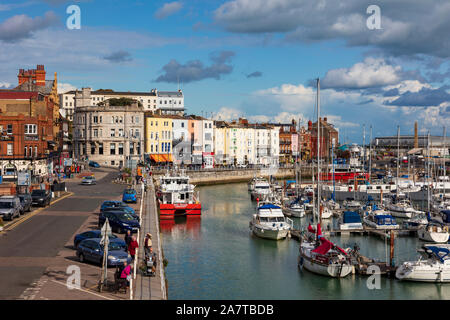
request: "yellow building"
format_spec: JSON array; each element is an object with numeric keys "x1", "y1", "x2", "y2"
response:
[{"x1": 144, "y1": 114, "x2": 174, "y2": 163}]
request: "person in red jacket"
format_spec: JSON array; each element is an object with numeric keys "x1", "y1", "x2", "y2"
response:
[{"x1": 128, "y1": 236, "x2": 139, "y2": 262}]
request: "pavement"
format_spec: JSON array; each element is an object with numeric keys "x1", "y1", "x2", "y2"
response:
[
  {"x1": 134, "y1": 177, "x2": 167, "y2": 300},
  {"x1": 0, "y1": 167, "x2": 132, "y2": 300}
]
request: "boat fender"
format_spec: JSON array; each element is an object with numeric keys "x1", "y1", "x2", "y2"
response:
[
  {"x1": 444, "y1": 226, "x2": 449, "y2": 233},
  {"x1": 273, "y1": 223, "x2": 276, "y2": 227}
]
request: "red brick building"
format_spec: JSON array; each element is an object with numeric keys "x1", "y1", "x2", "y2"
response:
[
  {"x1": 0, "y1": 91, "x2": 55, "y2": 178},
  {"x1": 309, "y1": 117, "x2": 339, "y2": 160}
]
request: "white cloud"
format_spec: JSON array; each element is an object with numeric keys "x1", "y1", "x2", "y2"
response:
[
  {"x1": 155, "y1": 2, "x2": 183, "y2": 19},
  {"x1": 213, "y1": 107, "x2": 243, "y2": 121},
  {"x1": 57, "y1": 82, "x2": 77, "y2": 93},
  {"x1": 322, "y1": 58, "x2": 402, "y2": 89},
  {"x1": 0, "y1": 82, "x2": 11, "y2": 88}
]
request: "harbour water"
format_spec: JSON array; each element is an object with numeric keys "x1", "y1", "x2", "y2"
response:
[{"x1": 161, "y1": 182, "x2": 450, "y2": 300}]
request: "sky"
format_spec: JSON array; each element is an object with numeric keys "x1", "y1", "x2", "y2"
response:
[{"x1": 0, "y1": 0, "x2": 449, "y2": 144}]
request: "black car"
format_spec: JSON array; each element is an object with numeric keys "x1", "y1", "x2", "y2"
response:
[
  {"x1": 98, "y1": 211, "x2": 140, "y2": 234},
  {"x1": 18, "y1": 193, "x2": 32, "y2": 213},
  {"x1": 102, "y1": 207, "x2": 140, "y2": 222},
  {"x1": 31, "y1": 189, "x2": 51, "y2": 207}
]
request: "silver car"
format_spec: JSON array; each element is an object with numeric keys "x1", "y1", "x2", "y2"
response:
[
  {"x1": 81, "y1": 176, "x2": 96, "y2": 185},
  {"x1": 0, "y1": 196, "x2": 21, "y2": 221}
]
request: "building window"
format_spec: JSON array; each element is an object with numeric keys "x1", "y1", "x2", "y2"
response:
[
  {"x1": 130, "y1": 143, "x2": 134, "y2": 155},
  {"x1": 151, "y1": 144, "x2": 153, "y2": 153},
  {"x1": 99, "y1": 143, "x2": 103, "y2": 155},
  {"x1": 93, "y1": 129, "x2": 98, "y2": 137},
  {"x1": 24, "y1": 146, "x2": 27, "y2": 157},
  {"x1": 110, "y1": 143, "x2": 116, "y2": 155},
  {"x1": 110, "y1": 129, "x2": 115, "y2": 137},
  {"x1": 7, "y1": 124, "x2": 12, "y2": 134},
  {"x1": 93, "y1": 116, "x2": 98, "y2": 123},
  {"x1": 135, "y1": 129, "x2": 140, "y2": 138},
  {"x1": 91, "y1": 143, "x2": 95, "y2": 155},
  {"x1": 118, "y1": 143, "x2": 123, "y2": 155},
  {"x1": 137, "y1": 142, "x2": 141, "y2": 155},
  {"x1": 34, "y1": 146, "x2": 37, "y2": 157},
  {"x1": 119, "y1": 129, "x2": 124, "y2": 137},
  {"x1": 181, "y1": 122, "x2": 184, "y2": 128},
  {"x1": 135, "y1": 116, "x2": 139, "y2": 123},
  {"x1": 24, "y1": 124, "x2": 37, "y2": 135}
]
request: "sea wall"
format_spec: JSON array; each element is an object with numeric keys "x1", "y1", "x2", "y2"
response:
[{"x1": 152, "y1": 168, "x2": 310, "y2": 186}]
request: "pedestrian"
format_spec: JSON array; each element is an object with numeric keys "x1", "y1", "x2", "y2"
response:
[
  {"x1": 124, "y1": 230, "x2": 132, "y2": 247},
  {"x1": 120, "y1": 261, "x2": 132, "y2": 287},
  {"x1": 144, "y1": 233, "x2": 152, "y2": 258},
  {"x1": 128, "y1": 236, "x2": 139, "y2": 262},
  {"x1": 150, "y1": 247, "x2": 157, "y2": 274}
]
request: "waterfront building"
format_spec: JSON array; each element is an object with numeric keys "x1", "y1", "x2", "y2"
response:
[
  {"x1": 60, "y1": 88, "x2": 184, "y2": 121},
  {"x1": 373, "y1": 135, "x2": 450, "y2": 157},
  {"x1": 171, "y1": 116, "x2": 191, "y2": 165},
  {"x1": 310, "y1": 117, "x2": 339, "y2": 160},
  {"x1": 271, "y1": 119, "x2": 299, "y2": 164},
  {"x1": 188, "y1": 116, "x2": 204, "y2": 166},
  {"x1": 0, "y1": 91, "x2": 56, "y2": 179},
  {"x1": 299, "y1": 126, "x2": 312, "y2": 160},
  {"x1": 213, "y1": 118, "x2": 278, "y2": 167},
  {"x1": 73, "y1": 88, "x2": 144, "y2": 168},
  {"x1": 144, "y1": 114, "x2": 173, "y2": 164}
]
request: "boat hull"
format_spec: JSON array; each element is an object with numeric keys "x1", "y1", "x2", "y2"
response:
[
  {"x1": 282, "y1": 207, "x2": 305, "y2": 218},
  {"x1": 417, "y1": 229, "x2": 449, "y2": 243},
  {"x1": 250, "y1": 223, "x2": 289, "y2": 240},
  {"x1": 396, "y1": 264, "x2": 450, "y2": 282},
  {"x1": 159, "y1": 203, "x2": 202, "y2": 220},
  {"x1": 299, "y1": 255, "x2": 353, "y2": 278}
]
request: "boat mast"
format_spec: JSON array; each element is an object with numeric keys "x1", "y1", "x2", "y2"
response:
[
  {"x1": 316, "y1": 78, "x2": 321, "y2": 224},
  {"x1": 427, "y1": 131, "x2": 431, "y2": 213},
  {"x1": 443, "y1": 126, "x2": 446, "y2": 199},
  {"x1": 369, "y1": 125, "x2": 372, "y2": 184},
  {"x1": 396, "y1": 125, "x2": 400, "y2": 201},
  {"x1": 363, "y1": 124, "x2": 366, "y2": 177}
]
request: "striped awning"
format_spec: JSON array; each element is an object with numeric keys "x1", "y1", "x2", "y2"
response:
[{"x1": 150, "y1": 154, "x2": 173, "y2": 162}]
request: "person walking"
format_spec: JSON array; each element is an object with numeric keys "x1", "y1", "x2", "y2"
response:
[
  {"x1": 120, "y1": 261, "x2": 132, "y2": 288},
  {"x1": 128, "y1": 236, "x2": 139, "y2": 262},
  {"x1": 144, "y1": 233, "x2": 152, "y2": 258},
  {"x1": 124, "y1": 230, "x2": 132, "y2": 247}
]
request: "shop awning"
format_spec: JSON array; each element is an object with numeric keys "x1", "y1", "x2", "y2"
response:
[{"x1": 150, "y1": 154, "x2": 173, "y2": 162}]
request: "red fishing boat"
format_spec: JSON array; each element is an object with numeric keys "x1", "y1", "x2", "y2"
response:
[{"x1": 157, "y1": 169, "x2": 201, "y2": 220}]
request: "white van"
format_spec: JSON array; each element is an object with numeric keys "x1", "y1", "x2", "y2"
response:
[{"x1": 0, "y1": 196, "x2": 21, "y2": 220}]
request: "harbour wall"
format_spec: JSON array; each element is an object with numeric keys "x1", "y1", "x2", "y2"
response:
[{"x1": 152, "y1": 168, "x2": 312, "y2": 186}]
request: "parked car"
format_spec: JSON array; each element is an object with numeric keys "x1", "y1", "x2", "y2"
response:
[
  {"x1": 98, "y1": 211, "x2": 140, "y2": 233},
  {"x1": 81, "y1": 176, "x2": 96, "y2": 185},
  {"x1": 0, "y1": 196, "x2": 22, "y2": 220},
  {"x1": 102, "y1": 207, "x2": 140, "y2": 222},
  {"x1": 100, "y1": 200, "x2": 136, "y2": 215},
  {"x1": 76, "y1": 238, "x2": 131, "y2": 267},
  {"x1": 18, "y1": 193, "x2": 32, "y2": 213},
  {"x1": 73, "y1": 230, "x2": 123, "y2": 248},
  {"x1": 31, "y1": 189, "x2": 51, "y2": 207},
  {"x1": 89, "y1": 161, "x2": 100, "y2": 168},
  {"x1": 122, "y1": 188, "x2": 137, "y2": 203}
]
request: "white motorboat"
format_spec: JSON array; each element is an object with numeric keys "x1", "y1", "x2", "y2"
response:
[
  {"x1": 320, "y1": 205, "x2": 333, "y2": 219},
  {"x1": 417, "y1": 223, "x2": 449, "y2": 243},
  {"x1": 282, "y1": 200, "x2": 306, "y2": 218},
  {"x1": 385, "y1": 199, "x2": 415, "y2": 219},
  {"x1": 339, "y1": 211, "x2": 363, "y2": 231},
  {"x1": 250, "y1": 179, "x2": 271, "y2": 201},
  {"x1": 298, "y1": 234, "x2": 353, "y2": 278},
  {"x1": 249, "y1": 202, "x2": 293, "y2": 240},
  {"x1": 403, "y1": 212, "x2": 429, "y2": 230},
  {"x1": 396, "y1": 245, "x2": 450, "y2": 282},
  {"x1": 362, "y1": 211, "x2": 399, "y2": 230},
  {"x1": 343, "y1": 199, "x2": 362, "y2": 211},
  {"x1": 248, "y1": 176, "x2": 267, "y2": 192}
]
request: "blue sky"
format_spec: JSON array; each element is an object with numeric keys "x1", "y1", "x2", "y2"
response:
[{"x1": 0, "y1": 0, "x2": 449, "y2": 144}]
